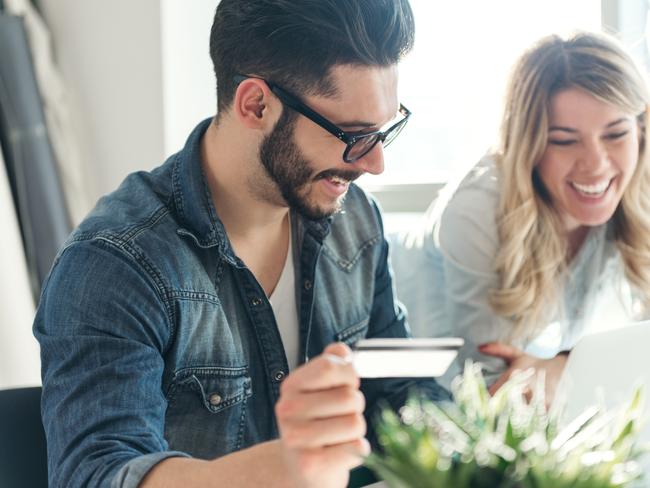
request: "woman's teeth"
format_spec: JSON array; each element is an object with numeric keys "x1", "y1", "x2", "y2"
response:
[{"x1": 571, "y1": 179, "x2": 611, "y2": 196}]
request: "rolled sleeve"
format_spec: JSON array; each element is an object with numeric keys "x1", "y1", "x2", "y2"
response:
[{"x1": 111, "y1": 451, "x2": 190, "y2": 488}]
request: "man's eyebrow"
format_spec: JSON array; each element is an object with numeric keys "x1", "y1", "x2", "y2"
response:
[{"x1": 548, "y1": 117, "x2": 632, "y2": 133}]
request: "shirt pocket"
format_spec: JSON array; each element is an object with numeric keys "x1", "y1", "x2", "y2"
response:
[
  {"x1": 164, "y1": 366, "x2": 252, "y2": 459},
  {"x1": 335, "y1": 316, "x2": 369, "y2": 346}
]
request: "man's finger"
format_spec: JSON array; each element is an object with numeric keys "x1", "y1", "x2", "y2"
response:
[
  {"x1": 281, "y1": 413, "x2": 367, "y2": 450},
  {"x1": 281, "y1": 343, "x2": 358, "y2": 393},
  {"x1": 323, "y1": 342, "x2": 354, "y2": 360},
  {"x1": 275, "y1": 385, "x2": 365, "y2": 421}
]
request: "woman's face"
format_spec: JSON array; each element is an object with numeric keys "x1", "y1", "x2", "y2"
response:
[{"x1": 536, "y1": 88, "x2": 640, "y2": 232}]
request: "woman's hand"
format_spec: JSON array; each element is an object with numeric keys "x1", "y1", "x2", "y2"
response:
[{"x1": 478, "y1": 342, "x2": 569, "y2": 407}]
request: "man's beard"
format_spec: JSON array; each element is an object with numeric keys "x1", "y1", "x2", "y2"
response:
[{"x1": 259, "y1": 110, "x2": 361, "y2": 220}]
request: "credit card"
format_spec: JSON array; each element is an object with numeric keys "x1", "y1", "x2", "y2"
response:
[{"x1": 352, "y1": 337, "x2": 464, "y2": 378}]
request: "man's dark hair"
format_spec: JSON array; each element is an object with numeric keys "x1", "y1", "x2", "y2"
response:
[{"x1": 210, "y1": 0, "x2": 415, "y2": 116}]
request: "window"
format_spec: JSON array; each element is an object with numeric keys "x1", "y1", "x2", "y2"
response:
[{"x1": 358, "y1": 0, "x2": 602, "y2": 198}]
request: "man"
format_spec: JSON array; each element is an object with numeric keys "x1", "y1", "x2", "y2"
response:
[{"x1": 35, "y1": 1, "x2": 449, "y2": 487}]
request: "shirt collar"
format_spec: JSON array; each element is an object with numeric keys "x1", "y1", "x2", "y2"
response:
[{"x1": 172, "y1": 118, "x2": 229, "y2": 253}]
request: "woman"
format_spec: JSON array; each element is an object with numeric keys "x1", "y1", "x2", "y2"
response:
[{"x1": 391, "y1": 32, "x2": 650, "y2": 403}]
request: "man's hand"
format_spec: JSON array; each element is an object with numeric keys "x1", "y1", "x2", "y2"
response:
[
  {"x1": 479, "y1": 342, "x2": 569, "y2": 407},
  {"x1": 275, "y1": 342, "x2": 370, "y2": 488}
]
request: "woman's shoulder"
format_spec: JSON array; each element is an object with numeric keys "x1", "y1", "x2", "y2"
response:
[
  {"x1": 457, "y1": 154, "x2": 501, "y2": 198},
  {"x1": 432, "y1": 154, "x2": 501, "y2": 222},
  {"x1": 432, "y1": 154, "x2": 502, "y2": 273},
  {"x1": 438, "y1": 155, "x2": 501, "y2": 230}
]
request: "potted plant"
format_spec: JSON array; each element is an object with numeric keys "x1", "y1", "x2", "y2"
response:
[{"x1": 366, "y1": 362, "x2": 649, "y2": 487}]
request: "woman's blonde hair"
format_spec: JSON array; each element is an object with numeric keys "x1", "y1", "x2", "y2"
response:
[{"x1": 490, "y1": 31, "x2": 650, "y2": 342}]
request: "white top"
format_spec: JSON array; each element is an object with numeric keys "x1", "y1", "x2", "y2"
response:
[
  {"x1": 390, "y1": 156, "x2": 634, "y2": 389},
  {"x1": 269, "y1": 224, "x2": 300, "y2": 371}
]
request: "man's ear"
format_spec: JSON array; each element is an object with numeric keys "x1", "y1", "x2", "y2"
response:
[{"x1": 232, "y1": 78, "x2": 280, "y2": 130}]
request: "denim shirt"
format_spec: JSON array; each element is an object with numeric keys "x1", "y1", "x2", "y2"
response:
[{"x1": 34, "y1": 119, "x2": 449, "y2": 488}]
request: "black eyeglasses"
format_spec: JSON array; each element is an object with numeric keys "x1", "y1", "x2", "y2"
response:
[{"x1": 234, "y1": 75, "x2": 411, "y2": 163}]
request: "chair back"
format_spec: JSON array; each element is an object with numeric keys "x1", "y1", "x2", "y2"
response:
[{"x1": 0, "y1": 386, "x2": 48, "y2": 488}]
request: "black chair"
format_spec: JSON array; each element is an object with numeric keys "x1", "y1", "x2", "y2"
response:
[
  {"x1": 0, "y1": 386, "x2": 48, "y2": 488},
  {"x1": 348, "y1": 465, "x2": 379, "y2": 487}
]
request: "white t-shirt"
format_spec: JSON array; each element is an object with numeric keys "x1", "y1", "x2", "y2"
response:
[{"x1": 269, "y1": 225, "x2": 300, "y2": 371}]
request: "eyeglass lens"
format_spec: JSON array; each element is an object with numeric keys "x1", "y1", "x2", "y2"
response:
[
  {"x1": 345, "y1": 117, "x2": 408, "y2": 162},
  {"x1": 346, "y1": 135, "x2": 381, "y2": 161},
  {"x1": 383, "y1": 119, "x2": 407, "y2": 146}
]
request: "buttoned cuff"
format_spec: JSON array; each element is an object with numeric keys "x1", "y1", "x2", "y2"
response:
[{"x1": 111, "y1": 451, "x2": 191, "y2": 488}]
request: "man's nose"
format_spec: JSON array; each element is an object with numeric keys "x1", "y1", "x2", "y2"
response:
[{"x1": 352, "y1": 143, "x2": 385, "y2": 176}]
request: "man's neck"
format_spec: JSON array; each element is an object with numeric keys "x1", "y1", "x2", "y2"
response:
[
  {"x1": 200, "y1": 118, "x2": 291, "y2": 296},
  {"x1": 201, "y1": 118, "x2": 287, "y2": 231}
]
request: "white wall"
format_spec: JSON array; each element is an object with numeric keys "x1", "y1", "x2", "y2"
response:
[
  {"x1": 160, "y1": 0, "x2": 217, "y2": 157},
  {"x1": 40, "y1": 0, "x2": 167, "y2": 202},
  {"x1": 0, "y1": 152, "x2": 40, "y2": 389},
  {"x1": 39, "y1": 1, "x2": 219, "y2": 203}
]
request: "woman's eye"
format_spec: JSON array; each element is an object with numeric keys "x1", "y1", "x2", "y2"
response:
[
  {"x1": 604, "y1": 131, "x2": 629, "y2": 140},
  {"x1": 548, "y1": 139, "x2": 576, "y2": 146}
]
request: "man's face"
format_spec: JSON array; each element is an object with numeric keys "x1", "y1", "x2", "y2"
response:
[{"x1": 259, "y1": 64, "x2": 399, "y2": 220}]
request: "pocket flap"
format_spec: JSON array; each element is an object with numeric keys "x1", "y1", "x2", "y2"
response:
[
  {"x1": 171, "y1": 367, "x2": 252, "y2": 414},
  {"x1": 335, "y1": 317, "x2": 369, "y2": 345}
]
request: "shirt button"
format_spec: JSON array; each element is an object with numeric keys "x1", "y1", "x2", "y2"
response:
[
  {"x1": 251, "y1": 297, "x2": 262, "y2": 306},
  {"x1": 208, "y1": 393, "x2": 222, "y2": 406},
  {"x1": 272, "y1": 370, "x2": 286, "y2": 382},
  {"x1": 303, "y1": 279, "x2": 312, "y2": 290}
]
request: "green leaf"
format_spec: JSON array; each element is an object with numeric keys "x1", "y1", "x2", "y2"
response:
[{"x1": 365, "y1": 360, "x2": 648, "y2": 488}]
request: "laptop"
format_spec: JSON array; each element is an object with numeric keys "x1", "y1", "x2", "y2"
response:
[{"x1": 554, "y1": 321, "x2": 650, "y2": 476}]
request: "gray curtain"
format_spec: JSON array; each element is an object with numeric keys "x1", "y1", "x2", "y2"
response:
[{"x1": 0, "y1": 12, "x2": 71, "y2": 299}]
